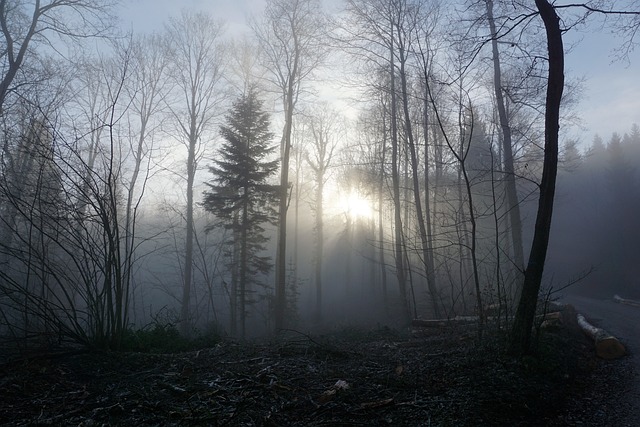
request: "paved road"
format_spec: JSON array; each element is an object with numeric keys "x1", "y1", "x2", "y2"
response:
[
  {"x1": 562, "y1": 294, "x2": 640, "y2": 425},
  {"x1": 563, "y1": 294, "x2": 640, "y2": 355}
]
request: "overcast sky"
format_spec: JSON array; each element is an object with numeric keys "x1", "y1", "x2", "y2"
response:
[{"x1": 118, "y1": 0, "x2": 640, "y2": 148}]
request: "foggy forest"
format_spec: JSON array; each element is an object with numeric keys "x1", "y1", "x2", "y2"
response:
[{"x1": 0, "y1": 0, "x2": 639, "y2": 354}]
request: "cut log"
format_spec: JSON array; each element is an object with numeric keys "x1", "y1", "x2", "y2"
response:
[
  {"x1": 613, "y1": 294, "x2": 640, "y2": 308},
  {"x1": 412, "y1": 312, "x2": 563, "y2": 329},
  {"x1": 537, "y1": 311, "x2": 562, "y2": 321},
  {"x1": 546, "y1": 301, "x2": 565, "y2": 312},
  {"x1": 485, "y1": 303, "x2": 506, "y2": 315},
  {"x1": 538, "y1": 311, "x2": 563, "y2": 328},
  {"x1": 411, "y1": 319, "x2": 449, "y2": 328},
  {"x1": 577, "y1": 314, "x2": 626, "y2": 359}
]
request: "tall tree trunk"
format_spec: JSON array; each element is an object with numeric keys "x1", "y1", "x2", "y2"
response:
[
  {"x1": 230, "y1": 213, "x2": 239, "y2": 336},
  {"x1": 342, "y1": 211, "x2": 353, "y2": 300},
  {"x1": 460, "y1": 138, "x2": 485, "y2": 332},
  {"x1": 274, "y1": 77, "x2": 295, "y2": 332},
  {"x1": 240, "y1": 194, "x2": 249, "y2": 339},
  {"x1": 314, "y1": 174, "x2": 324, "y2": 322},
  {"x1": 510, "y1": 0, "x2": 564, "y2": 355},
  {"x1": 389, "y1": 21, "x2": 410, "y2": 321},
  {"x1": 422, "y1": 83, "x2": 439, "y2": 318},
  {"x1": 254, "y1": 0, "x2": 324, "y2": 334},
  {"x1": 431, "y1": 122, "x2": 444, "y2": 306},
  {"x1": 456, "y1": 85, "x2": 470, "y2": 313},
  {"x1": 378, "y1": 99, "x2": 389, "y2": 307},
  {"x1": 181, "y1": 131, "x2": 196, "y2": 335},
  {"x1": 397, "y1": 43, "x2": 441, "y2": 318},
  {"x1": 166, "y1": 11, "x2": 224, "y2": 337},
  {"x1": 486, "y1": 0, "x2": 525, "y2": 279},
  {"x1": 293, "y1": 145, "x2": 303, "y2": 296}
]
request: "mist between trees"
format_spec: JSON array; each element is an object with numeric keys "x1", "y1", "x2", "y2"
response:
[{"x1": 0, "y1": 0, "x2": 638, "y2": 353}]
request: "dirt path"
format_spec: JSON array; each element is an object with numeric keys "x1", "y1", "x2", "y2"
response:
[{"x1": 563, "y1": 293, "x2": 640, "y2": 425}]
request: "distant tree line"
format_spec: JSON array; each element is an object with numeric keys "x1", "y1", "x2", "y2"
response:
[{"x1": 546, "y1": 125, "x2": 640, "y2": 298}]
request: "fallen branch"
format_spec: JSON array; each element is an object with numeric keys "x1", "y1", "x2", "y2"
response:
[{"x1": 576, "y1": 314, "x2": 626, "y2": 359}]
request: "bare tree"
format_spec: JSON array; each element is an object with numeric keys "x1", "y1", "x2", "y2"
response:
[
  {"x1": 252, "y1": 0, "x2": 328, "y2": 332},
  {"x1": 509, "y1": 0, "x2": 563, "y2": 355},
  {"x1": 387, "y1": 16, "x2": 410, "y2": 321},
  {"x1": 304, "y1": 104, "x2": 339, "y2": 323},
  {"x1": 392, "y1": 0, "x2": 443, "y2": 318},
  {"x1": 413, "y1": 3, "x2": 442, "y2": 320},
  {"x1": 121, "y1": 33, "x2": 169, "y2": 324},
  {"x1": 485, "y1": 0, "x2": 525, "y2": 279},
  {"x1": 164, "y1": 10, "x2": 226, "y2": 335},
  {"x1": 0, "y1": 47, "x2": 146, "y2": 349},
  {"x1": 341, "y1": 0, "x2": 428, "y2": 321},
  {"x1": 428, "y1": 78, "x2": 487, "y2": 331}
]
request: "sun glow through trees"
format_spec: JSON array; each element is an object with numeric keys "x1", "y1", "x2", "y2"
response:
[{"x1": 337, "y1": 190, "x2": 374, "y2": 221}]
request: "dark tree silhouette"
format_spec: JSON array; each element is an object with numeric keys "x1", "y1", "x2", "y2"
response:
[
  {"x1": 510, "y1": 0, "x2": 564, "y2": 355},
  {"x1": 203, "y1": 88, "x2": 279, "y2": 339}
]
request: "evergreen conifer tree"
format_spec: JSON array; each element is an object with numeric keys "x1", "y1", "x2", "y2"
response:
[{"x1": 203, "y1": 88, "x2": 279, "y2": 338}]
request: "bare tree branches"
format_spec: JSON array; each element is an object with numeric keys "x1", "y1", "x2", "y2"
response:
[{"x1": 0, "y1": 0, "x2": 117, "y2": 112}]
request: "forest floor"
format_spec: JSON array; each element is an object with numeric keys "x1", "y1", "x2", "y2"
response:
[{"x1": 0, "y1": 306, "x2": 634, "y2": 426}]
